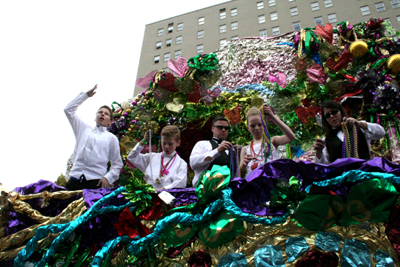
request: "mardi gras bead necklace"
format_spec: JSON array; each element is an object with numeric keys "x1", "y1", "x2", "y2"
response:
[
  {"x1": 341, "y1": 122, "x2": 359, "y2": 158},
  {"x1": 259, "y1": 110, "x2": 272, "y2": 161},
  {"x1": 156, "y1": 152, "x2": 177, "y2": 184},
  {"x1": 250, "y1": 140, "x2": 264, "y2": 170}
]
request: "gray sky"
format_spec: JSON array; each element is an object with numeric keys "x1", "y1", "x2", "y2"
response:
[{"x1": 0, "y1": 0, "x2": 229, "y2": 190}]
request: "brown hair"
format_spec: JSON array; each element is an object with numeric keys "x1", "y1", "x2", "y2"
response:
[
  {"x1": 320, "y1": 100, "x2": 348, "y2": 139},
  {"x1": 98, "y1": 105, "x2": 114, "y2": 121},
  {"x1": 161, "y1": 125, "x2": 181, "y2": 142},
  {"x1": 212, "y1": 116, "x2": 230, "y2": 126}
]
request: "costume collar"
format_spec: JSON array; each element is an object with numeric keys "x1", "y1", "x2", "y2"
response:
[
  {"x1": 162, "y1": 151, "x2": 176, "y2": 158},
  {"x1": 95, "y1": 126, "x2": 108, "y2": 132},
  {"x1": 212, "y1": 137, "x2": 222, "y2": 144}
]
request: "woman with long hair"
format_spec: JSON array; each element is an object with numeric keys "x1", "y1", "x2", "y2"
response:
[
  {"x1": 314, "y1": 100, "x2": 385, "y2": 164},
  {"x1": 239, "y1": 104, "x2": 295, "y2": 177}
]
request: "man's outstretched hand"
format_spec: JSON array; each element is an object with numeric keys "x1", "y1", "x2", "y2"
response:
[
  {"x1": 86, "y1": 84, "x2": 98, "y2": 97},
  {"x1": 97, "y1": 177, "x2": 111, "y2": 188}
]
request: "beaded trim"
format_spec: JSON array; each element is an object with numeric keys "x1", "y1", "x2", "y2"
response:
[{"x1": 341, "y1": 122, "x2": 359, "y2": 158}]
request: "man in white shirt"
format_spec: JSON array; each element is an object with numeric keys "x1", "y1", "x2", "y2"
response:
[
  {"x1": 65, "y1": 85, "x2": 123, "y2": 190},
  {"x1": 189, "y1": 116, "x2": 234, "y2": 187}
]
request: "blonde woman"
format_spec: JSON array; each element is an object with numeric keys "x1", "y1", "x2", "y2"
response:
[{"x1": 240, "y1": 104, "x2": 295, "y2": 177}]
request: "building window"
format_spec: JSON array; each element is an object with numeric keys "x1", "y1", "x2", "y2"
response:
[
  {"x1": 158, "y1": 28, "x2": 164, "y2": 36},
  {"x1": 293, "y1": 22, "x2": 301, "y2": 31},
  {"x1": 272, "y1": 26, "x2": 280, "y2": 36},
  {"x1": 198, "y1": 30, "x2": 204, "y2": 39},
  {"x1": 198, "y1": 17, "x2": 205, "y2": 25},
  {"x1": 391, "y1": 0, "x2": 400, "y2": 8},
  {"x1": 220, "y1": 24, "x2": 227, "y2": 33},
  {"x1": 168, "y1": 23, "x2": 173, "y2": 33},
  {"x1": 375, "y1": 2, "x2": 385, "y2": 12},
  {"x1": 315, "y1": 16, "x2": 323, "y2": 25},
  {"x1": 360, "y1": 6, "x2": 370, "y2": 15},
  {"x1": 220, "y1": 8, "x2": 226, "y2": 19},
  {"x1": 258, "y1": 15, "x2": 266, "y2": 24},
  {"x1": 164, "y1": 53, "x2": 170, "y2": 62},
  {"x1": 154, "y1": 55, "x2": 160, "y2": 64},
  {"x1": 328, "y1": 13, "x2": 337, "y2": 23},
  {"x1": 260, "y1": 29, "x2": 267, "y2": 37},
  {"x1": 269, "y1": 0, "x2": 276, "y2": 6},
  {"x1": 220, "y1": 39, "x2": 227, "y2": 46},
  {"x1": 289, "y1": 0, "x2": 295, "y2": 2},
  {"x1": 384, "y1": 18, "x2": 392, "y2": 26},
  {"x1": 270, "y1": 12, "x2": 278, "y2": 21},
  {"x1": 231, "y1": 36, "x2": 239, "y2": 41},
  {"x1": 231, "y1": 21, "x2": 238, "y2": 30},
  {"x1": 175, "y1": 50, "x2": 181, "y2": 59},
  {"x1": 290, "y1": 7, "x2": 298, "y2": 16},
  {"x1": 177, "y1": 23, "x2": 183, "y2": 31},
  {"x1": 197, "y1": 44, "x2": 203, "y2": 54},
  {"x1": 324, "y1": 0, "x2": 333, "y2": 7},
  {"x1": 311, "y1": 2, "x2": 320, "y2": 11},
  {"x1": 176, "y1": 36, "x2": 182, "y2": 45},
  {"x1": 156, "y1": 41, "x2": 162, "y2": 49},
  {"x1": 398, "y1": 15, "x2": 400, "y2": 24},
  {"x1": 257, "y1": 1, "x2": 264, "y2": 9},
  {"x1": 163, "y1": 67, "x2": 169, "y2": 72},
  {"x1": 166, "y1": 39, "x2": 172, "y2": 47},
  {"x1": 231, "y1": 8, "x2": 237, "y2": 16}
]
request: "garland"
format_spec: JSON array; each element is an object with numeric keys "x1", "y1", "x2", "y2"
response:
[{"x1": 187, "y1": 53, "x2": 218, "y2": 71}]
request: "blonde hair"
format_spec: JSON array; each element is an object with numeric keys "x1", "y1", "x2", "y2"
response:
[
  {"x1": 161, "y1": 125, "x2": 181, "y2": 142},
  {"x1": 246, "y1": 106, "x2": 261, "y2": 123}
]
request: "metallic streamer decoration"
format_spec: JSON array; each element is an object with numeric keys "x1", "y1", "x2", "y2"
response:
[
  {"x1": 214, "y1": 34, "x2": 296, "y2": 78},
  {"x1": 0, "y1": 198, "x2": 86, "y2": 260}
]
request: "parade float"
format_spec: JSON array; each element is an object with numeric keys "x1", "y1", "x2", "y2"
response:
[{"x1": 2, "y1": 18, "x2": 400, "y2": 266}]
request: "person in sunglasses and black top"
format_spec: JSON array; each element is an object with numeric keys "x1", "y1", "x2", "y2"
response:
[
  {"x1": 314, "y1": 100, "x2": 385, "y2": 164},
  {"x1": 190, "y1": 116, "x2": 236, "y2": 187}
]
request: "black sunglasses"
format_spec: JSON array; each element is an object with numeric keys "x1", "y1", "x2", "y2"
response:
[
  {"x1": 324, "y1": 109, "x2": 340, "y2": 119},
  {"x1": 214, "y1": 125, "x2": 230, "y2": 131}
]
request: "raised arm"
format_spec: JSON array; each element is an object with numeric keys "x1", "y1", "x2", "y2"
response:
[
  {"x1": 64, "y1": 86, "x2": 98, "y2": 138},
  {"x1": 127, "y1": 130, "x2": 153, "y2": 173},
  {"x1": 263, "y1": 104, "x2": 295, "y2": 147}
]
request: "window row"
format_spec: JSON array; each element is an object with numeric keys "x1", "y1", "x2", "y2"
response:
[
  {"x1": 361, "y1": 1, "x2": 399, "y2": 16},
  {"x1": 219, "y1": 22, "x2": 239, "y2": 33},
  {"x1": 156, "y1": 0, "x2": 400, "y2": 37},
  {"x1": 157, "y1": 23, "x2": 184, "y2": 36},
  {"x1": 257, "y1": 0, "x2": 333, "y2": 10},
  {"x1": 155, "y1": 36, "x2": 183, "y2": 49},
  {"x1": 258, "y1": 9, "x2": 337, "y2": 23},
  {"x1": 153, "y1": 46, "x2": 204, "y2": 64}
]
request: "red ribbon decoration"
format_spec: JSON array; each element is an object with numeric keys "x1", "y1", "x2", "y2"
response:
[
  {"x1": 316, "y1": 23, "x2": 334, "y2": 44},
  {"x1": 113, "y1": 207, "x2": 150, "y2": 238},
  {"x1": 138, "y1": 194, "x2": 167, "y2": 220},
  {"x1": 158, "y1": 72, "x2": 178, "y2": 92},
  {"x1": 325, "y1": 52, "x2": 352, "y2": 72},
  {"x1": 187, "y1": 84, "x2": 201, "y2": 103}
]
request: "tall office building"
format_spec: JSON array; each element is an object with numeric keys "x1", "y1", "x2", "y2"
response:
[{"x1": 135, "y1": 0, "x2": 400, "y2": 94}]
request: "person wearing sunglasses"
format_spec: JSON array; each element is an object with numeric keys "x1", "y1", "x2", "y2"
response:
[
  {"x1": 190, "y1": 116, "x2": 236, "y2": 186},
  {"x1": 314, "y1": 100, "x2": 385, "y2": 164},
  {"x1": 239, "y1": 104, "x2": 295, "y2": 177}
]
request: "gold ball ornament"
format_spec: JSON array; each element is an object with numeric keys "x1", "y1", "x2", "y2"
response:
[
  {"x1": 349, "y1": 40, "x2": 368, "y2": 58},
  {"x1": 135, "y1": 116, "x2": 139, "y2": 120},
  {"x1": 135, "y1": 98, "x2": 140, "y2": 102},
  {"x1": 387, "y1": 54, "x2": 400, "y2": 74}
]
